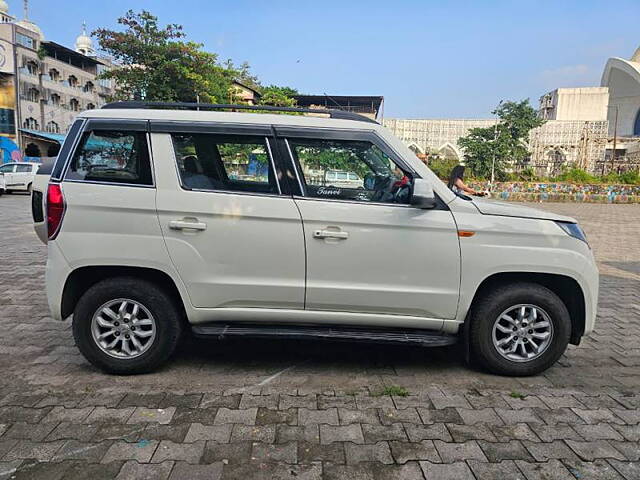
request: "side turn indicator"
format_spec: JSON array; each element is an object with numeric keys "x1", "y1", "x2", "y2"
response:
[{"x1": 458, "y1": 230, "x2": 475, "y2": 238}]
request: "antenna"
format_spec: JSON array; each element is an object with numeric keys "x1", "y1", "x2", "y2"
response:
[{"x1": 23, "y1": 0, "x2": 28, "y2": 20}]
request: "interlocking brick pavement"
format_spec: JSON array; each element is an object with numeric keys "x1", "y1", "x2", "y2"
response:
[{"x1": 1, "y1": 194, "x2": 639, "y2": 478}]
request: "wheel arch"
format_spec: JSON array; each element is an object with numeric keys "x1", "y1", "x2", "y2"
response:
[
  {"x1": 61, "y1": 265, "x2": 188, "y2": 324},
  {"x1": 467, "y1": 272, "x2": 586, "y2": 345}
]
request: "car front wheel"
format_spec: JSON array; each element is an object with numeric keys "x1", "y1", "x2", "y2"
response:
[
  {"x1": 72, "y1": 277, "x2": 182, "y2": 374},
  {"x1": 469, "y1": 283, "x2": 571, "y2": 376}
]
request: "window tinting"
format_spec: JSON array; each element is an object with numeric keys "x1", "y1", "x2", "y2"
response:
[
  {"x1": 288, "y1": 138, "x2": 411, "y2": 204},
  {"x1": 171, "y1": 133, "x2": 278, "y2": 194},
  {"x1": 15, "y1": 164, "x2": 32, "y2": 173},
  {"x1": 66, "y1": 130, "x2": 152, "y2": 185}
]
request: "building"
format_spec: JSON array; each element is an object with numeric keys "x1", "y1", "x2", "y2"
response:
[
  {"x1": 538, "y1": 87, "x2": 609, "y2": 121},
  {"x1": 0, "y1": 1, "x2": 114, "y2": 163},
  {"x1": 384, "y1": 45, "x2": 640, "y2": 176},
  {"x1": 293, "y1": 95, "x2": 383, "y2": 121}
]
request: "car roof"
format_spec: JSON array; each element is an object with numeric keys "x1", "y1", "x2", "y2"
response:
[
  {"x1": 2, "y1": 162, "x2": 39, "y2": 166},
  {"x1": 79, "y1": 108, "x2": 381, "y2": 132}
]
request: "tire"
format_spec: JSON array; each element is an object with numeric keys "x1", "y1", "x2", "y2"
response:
[
  {"x1": 469, "y1": 282, "x2": 570, "y2": 376},
  {"x1": 72, "y1": 277, "x2": 183, "y2": 374}
]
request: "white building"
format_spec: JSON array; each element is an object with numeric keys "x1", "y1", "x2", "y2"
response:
[{"x1": 538, "y1": 87, "x2": 609, "y2": 121}]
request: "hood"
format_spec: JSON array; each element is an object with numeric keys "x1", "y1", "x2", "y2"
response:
[{"x1": 472, "y1": 198, "x2": 576, "y2": 223}]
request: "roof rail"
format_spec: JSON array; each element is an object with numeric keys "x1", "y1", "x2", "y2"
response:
[{"x1": 101, "y1": 101, "x2": 379, "y2": 124}]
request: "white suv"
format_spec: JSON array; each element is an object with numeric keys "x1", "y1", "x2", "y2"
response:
[
  {"x1": 0, "y1": 161, "x2": 39, "y2": 194},
  {"x1": 35, "y1": 102, "x2": 599, "y2": 376}
]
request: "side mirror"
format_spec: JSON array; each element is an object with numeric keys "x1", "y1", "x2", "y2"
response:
[{"x1": 411, "y1": 178, "x2": 437, "y2": 209}]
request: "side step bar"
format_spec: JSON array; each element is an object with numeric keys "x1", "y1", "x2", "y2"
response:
[{"x1": 191, "y1": 324, "x2": 458, "y2": 347}]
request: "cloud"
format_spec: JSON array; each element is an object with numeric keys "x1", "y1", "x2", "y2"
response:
[{"x1": 538, "y1": 64, "x2": 598, "y2": 89}]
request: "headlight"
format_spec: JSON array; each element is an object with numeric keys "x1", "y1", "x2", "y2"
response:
[{"x1": 556, "y1": 221, "x2": 588, "y2": 245}]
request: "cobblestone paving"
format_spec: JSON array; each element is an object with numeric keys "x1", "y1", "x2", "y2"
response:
[{"x1": 0, "y1": 193, "x2": 639, "y2": 479}]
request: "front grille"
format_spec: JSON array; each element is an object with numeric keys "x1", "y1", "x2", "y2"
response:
[{"x1": 31, "y1": 190, "x2": 44, "y2": 223}]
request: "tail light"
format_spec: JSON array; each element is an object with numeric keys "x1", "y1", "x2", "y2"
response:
[{"x1": 47, "y1": 183, "x2": 66, "y2": 240}]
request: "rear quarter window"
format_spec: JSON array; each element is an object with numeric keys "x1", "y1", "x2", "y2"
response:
[{"x1": 66, "y1": 130, "x2": 152, "y2": 186}]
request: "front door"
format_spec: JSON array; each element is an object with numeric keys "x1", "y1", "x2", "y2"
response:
[
  {"x1": 152, "y1": 126, "x2": 306, "y2": 311},
  {"x1": 281, "y1": 130, "x2": 461, "y2": 321}
]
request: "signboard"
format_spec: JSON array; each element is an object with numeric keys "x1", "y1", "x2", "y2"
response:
[{"x1": 0, "y1": 39, "x2": 14, "y2": 74}]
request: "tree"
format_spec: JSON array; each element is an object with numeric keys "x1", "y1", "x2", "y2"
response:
[
  {"x1": 258, "y1": 85, "x2": 299, "y2": 107},
  {"x1": 458, "y1": 99, "x2": 545, "y2": 180},
  {"x1": 94, "y1": 10, "x2": 239, "y2": 103}
]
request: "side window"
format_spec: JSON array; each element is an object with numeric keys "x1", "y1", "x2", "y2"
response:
[
  {"x1": 0, "y1": 164, "x2": 15, "y2": 173},
  {"x1": 288, "y1": 138, "x2": 411, "y2": 204},
  {"x1": 15, "y1": 164, "x2": 32, "y2": 173},
  {"x1": 171, "y1": 133, "x2": 278, "y2": 194},
  {"x1": 66, "y1": 130, "x2": 152, "y2": 185}
]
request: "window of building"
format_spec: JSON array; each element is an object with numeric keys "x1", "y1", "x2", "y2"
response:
[
  {"x1": 96, "y1": 64, "x2": 112, "y2": 89},
  {"x1": 48, "y1": 68, "x2": 60, "y2": 82},
  {"x1": 67, "y1": 130, "x2": 153, "y2": 185},
  {"x1": 634, "y1": 108, "x2": 640, "y2": 137},
  {"x1": 25, "y1": 61, "x2": 39, "y2": 75},
  {"x1": 171, "y1": 133, "x2": 278, "y2": 194},
  {"x1": 287, "y1": 138, "x2": 410, "y2": 204},
  {"x1": 50, "y1": 93, "x2": 61, "y2": 106},
  {"x1": 83, "y1": 81, "x2": 94, "y2": 93},
  {"x1": 24, "y1": 143, "x2": 40, "y2": 157},
  {"x1": 16, "y1": 33, "x2": 35, "y2": 49},
  {"x1": 86, "y1": 103, "x2": 95, "y2": 110},
  {"x1": 46, "y1": 121, "x2": 60, "y2": 134},
  {"x1": 23, "y1": 117, "x2": 39, "y2": 129},
  {"x1": 69, "y1": 98, "x2": 80, "y2": 111},
  {"x1": 68, "y1": 75, "x2": 78, "y2": 88},
  {"x1": 25, "y1": 87, "x2": 39, "y2": 102}
]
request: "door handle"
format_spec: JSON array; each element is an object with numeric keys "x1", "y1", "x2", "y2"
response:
[
  {"x1": 313, "y1": 229, "x2": 349, "y2": 240},
  {"x1": 169, "y1": 219, "x2": 207, "y2": 231}
]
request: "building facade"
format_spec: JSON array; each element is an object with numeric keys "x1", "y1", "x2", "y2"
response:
[{"x1": 0, "y1": 1, "x2": 113, "y2": 162}]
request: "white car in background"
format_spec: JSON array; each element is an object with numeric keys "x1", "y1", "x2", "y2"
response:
[
  {"x1": 0, "y1": 170, "x2": 5, "y2": 195},
  {"x1": 0, "y1": 162, "x2": 40, "y2": 193},
  {"x1": 325, "y1": 169, "x2": 364, "y2": 188}
]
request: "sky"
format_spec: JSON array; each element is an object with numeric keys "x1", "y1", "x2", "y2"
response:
[{"x1": 23, "y1": 0, "x2": 640, "y2": 119}]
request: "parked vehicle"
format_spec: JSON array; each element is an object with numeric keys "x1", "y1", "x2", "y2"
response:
[
  {"x1": 34, "y1": 102, "x2": 599, "y2": 376},
  {"x1": 0, "y1": 170, "x2": 5, "y2": 195},
  {"x1": 325, "y1": 170, "x2": 364, "y2": 189},
  {"x1": 0, "y1": 162, "x2": 39, "y2": 193}
]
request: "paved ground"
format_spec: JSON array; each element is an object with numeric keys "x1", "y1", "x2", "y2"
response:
[{"x1": 0, "y1": 193, "x2": 639, "y2": 480}]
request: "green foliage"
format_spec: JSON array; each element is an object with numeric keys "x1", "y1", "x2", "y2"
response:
[
  {"x1": 458, "y1": 100, "x2": 545, "y2": 179},
  {"x1": 427, "y1": 157, "x2": 458, "y2": 180},
  {"x1": 94, "y1": 10, "x2": 237, "y2": 103},
  {"x1": 509, "y1": 391, "x2": 527, "y2": 400},
  {"x1": 617, "y1": 169, "x2": 640, "y2": 185},
  {"x1": 374, "y1": 385, "x2": 409, "y2": 397},
  {"x1": 553, "y1": 167, "x2": 599, "y2": 184},
  {"x1": 93, "y1": 10, "x2": 297, "y2": 107},
  {"x1": 258, "y1": 85, "x2": 299, "y2": 107}
]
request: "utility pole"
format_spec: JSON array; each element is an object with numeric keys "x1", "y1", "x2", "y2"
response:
[
  {"x1": 490, "y1": 100, "x2": 503, "y2": 185},
  {"x1": 609, "y1": 105, "x2": 618, "y2": 173}
]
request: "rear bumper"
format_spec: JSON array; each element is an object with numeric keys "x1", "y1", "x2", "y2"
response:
[{"x1": 45, "y1": 242, "x2": 71, "y2": 321}]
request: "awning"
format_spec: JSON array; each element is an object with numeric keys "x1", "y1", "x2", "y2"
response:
[{"x1": 20, "y1": 129, "x2": 66, "y2": 145}]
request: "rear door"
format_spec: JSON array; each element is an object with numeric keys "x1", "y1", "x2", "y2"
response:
[
  {"x1": 152, "y1": 122, "x2": 305, "y2": 312},
  {"x1": 13, "y1": 164, "x2": 33, "y2": 190}
]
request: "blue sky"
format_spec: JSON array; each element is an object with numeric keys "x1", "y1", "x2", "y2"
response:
[{"x1": 25, "y1": 0, "x2": 640, "y2": 118}]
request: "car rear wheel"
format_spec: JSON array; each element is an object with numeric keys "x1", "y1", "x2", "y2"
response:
[
  {"x1": 73, "y1": 277, "x2": 182, "y2": 374},
  {"x1": 469, "y1": 283, "x2": 571, "y2": 376}
]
